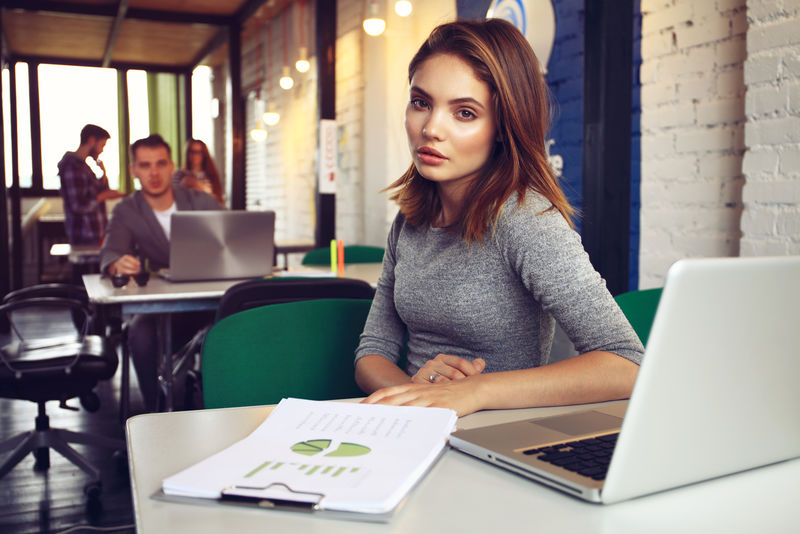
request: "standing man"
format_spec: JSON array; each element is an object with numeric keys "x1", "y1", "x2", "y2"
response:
[
  {"x1": 58, "y1": 124, "x2": 125, "y2": 245},
  {"x1": 101, "y1": 134, "x2": 222, "y2": 412}
]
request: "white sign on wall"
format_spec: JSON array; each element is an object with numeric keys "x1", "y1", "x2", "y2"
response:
[
  {"x1": 318, "y1": 119, "x2": 337, "y2": 194},
  {"x1": 487, "y1": 0, "x2": 555, "y2": 73}
]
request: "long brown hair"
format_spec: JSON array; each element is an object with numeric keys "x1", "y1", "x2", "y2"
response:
[
  {"x1": 387, "y1": 19, "x2": 575, "y2": 242},
  {"x1": 184, "y1": 139, "x2": 223, "y2": 204}
]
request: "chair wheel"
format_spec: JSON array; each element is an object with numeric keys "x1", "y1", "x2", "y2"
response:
[
  {"x1": 85, "y1": 483, "x2": 104, "y2": 517},
  {"x1": 33, "y1": 447, "x2": 50, "y2": 470},
  {"x1": 84, "y1": 480, "x2": 102, "y2": 499},
  {"x1": 80, "y1": 391, "x2": 101, "y2": 412}
]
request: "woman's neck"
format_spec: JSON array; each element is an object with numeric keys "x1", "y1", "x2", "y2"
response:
[{"x1": 435, "y1": 182, "x2": 470, "y2": 227}]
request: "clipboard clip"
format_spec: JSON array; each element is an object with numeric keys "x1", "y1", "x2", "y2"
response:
[{"x1": 220, "y1": 482, "x2": 324, "y2": 513}]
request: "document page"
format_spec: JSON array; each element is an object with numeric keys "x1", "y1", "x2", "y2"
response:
[{"x1": 162, "y1": 398, "x2": 457, "y2": 514}]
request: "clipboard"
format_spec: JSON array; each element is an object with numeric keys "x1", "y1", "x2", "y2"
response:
[
  {"x1": 158, "y1": 399, "x2": 457, "y2": 522},
  {"x1": 151, "y1": 480, "x2": 415, "y2": 523}
]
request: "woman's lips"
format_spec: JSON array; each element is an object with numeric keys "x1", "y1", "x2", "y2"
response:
[{"x1": 417, "y1": 147, "x2": 447, "y2": 165}]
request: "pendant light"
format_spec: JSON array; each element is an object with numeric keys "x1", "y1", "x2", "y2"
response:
[
  {"x1": 262, "y1": 23, "x2": 280, "y2": 126},
  {"x1": 363, "y1": 0, "x2": 386, "y2": 36},
  {"x1": 395, "y1": 1, "x2": 412, "y2": 17},
  {"x1": 249, "y1": 30, "x2": 267, "y2": 143},
  {"x1": 279, "y1": 11, "x2": 294, "y2": 90},
  {"x1": 295, "y1": 0, "x2": 310, "y2": 73}
]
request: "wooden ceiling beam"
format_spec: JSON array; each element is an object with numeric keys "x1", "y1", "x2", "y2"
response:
[{"x1": 0, "y1": 1, "x2": 234, "y2": 26}]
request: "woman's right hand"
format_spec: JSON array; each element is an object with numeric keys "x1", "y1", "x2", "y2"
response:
[{"x1": 411, "y1": 354, "x2": 485, "y2": 385}]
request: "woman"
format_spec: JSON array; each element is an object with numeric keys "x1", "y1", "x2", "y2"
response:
[
  {"x1": 172, "y1": 139, "x2": 224, "y2": 205},
  {"x1": 355, "y1": 19, "x2": 644, "y2": 417}
]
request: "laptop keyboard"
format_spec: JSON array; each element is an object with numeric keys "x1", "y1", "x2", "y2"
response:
[{"x1": 523, "y1": 433, "x2": 619, "y2": 480}]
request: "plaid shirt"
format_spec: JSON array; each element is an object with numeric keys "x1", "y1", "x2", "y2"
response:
[{"x1": 57, "y1": 151, "x2": 109, "y2": 246}]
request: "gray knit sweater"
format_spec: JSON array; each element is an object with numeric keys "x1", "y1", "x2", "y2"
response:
[{"x1": 355, "y1": 192, "x2": 644, "y2": 375}]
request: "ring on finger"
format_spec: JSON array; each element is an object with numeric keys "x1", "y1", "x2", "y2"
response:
[{"x1": 428, "y1": 373, "x2": 440, "y2": 383}]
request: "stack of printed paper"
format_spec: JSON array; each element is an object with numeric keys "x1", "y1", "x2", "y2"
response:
[{"x1": 162, "y1": 398, "x2": 457, "y2": 516}]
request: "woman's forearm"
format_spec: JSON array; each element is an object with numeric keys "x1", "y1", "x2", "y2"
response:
[
  {"x1": 355, "y1": 354, "x2": 411, "y2": 394},
  {"x1": 471, "y1": 351, "x2": 639, "y2": 411}
]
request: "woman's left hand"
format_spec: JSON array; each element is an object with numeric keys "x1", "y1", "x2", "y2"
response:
[{"x1": 361, "y1": 376, "x2": 485, "y2": 417}]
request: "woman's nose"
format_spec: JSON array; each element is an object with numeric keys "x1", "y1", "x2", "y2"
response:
[{"x1": 422, "y1": 114, "x2": 444, "y2": 141}]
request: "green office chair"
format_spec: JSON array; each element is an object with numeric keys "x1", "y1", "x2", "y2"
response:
[
  {"x1": 301, "y1": 245, "x2": 385, "y2": 265},
  {"x1": 614, "y1": 288, "x2": 663, "y2": 346},
  {"x1": 201, "y1": 298, "x2": 371, "y2": 409}
]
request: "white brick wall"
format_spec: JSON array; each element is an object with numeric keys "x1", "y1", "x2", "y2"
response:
[
  {"x1": 639, "y1": 0, "x2": 747, "y2": 288},
  {"x1": 741, "y1": 0, "x2": 800, "y2": 256},
  {"x1": 337, "y1": 0, "x2": 456, "y2": 248},
  {"x1": 242, "y1": 3, "x2": 318, "y2": 250}
]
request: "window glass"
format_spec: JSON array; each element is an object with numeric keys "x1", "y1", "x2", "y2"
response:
[
  {"x1": 192, "y1": 66, "x2": 214, "y2": 147},
  {"x1": 38, "y1": 64, "x2": 119, "y2": 189},
  {"x1": 127, "y1": 69, "x2": 149, "y2": 143},
  {"x1": 15, "y1": 64, "x2": 32, "y2": 188},
  {"x1": 2, "y1": 68, "x2": 11, "y2": 188}
]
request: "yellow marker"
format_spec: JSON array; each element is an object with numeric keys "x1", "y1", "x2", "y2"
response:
[{"x1": 330, "y1": 239, "x2": 337, "y2": 272}]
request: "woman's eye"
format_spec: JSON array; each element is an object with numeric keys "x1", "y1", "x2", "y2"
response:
[
  {"x1": 456, "y1": 109, "x2": 476, "y2": 120},
  {"x1": 410, "y1": 98, "x2": 428, "y2": 109}
]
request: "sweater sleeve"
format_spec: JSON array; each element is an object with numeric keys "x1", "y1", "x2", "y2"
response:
[
  {"x1": 99, "y1": 200, "x2": 136, "y2": 274},
  {"x1": 354, "y1": 213, "x2": 408, "y2": 367},
  {"x1": 494, "y1": 198, "x2": 644, "y2": 365}
]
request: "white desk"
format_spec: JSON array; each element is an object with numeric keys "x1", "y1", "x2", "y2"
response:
[
  {"x1": 127, "y1": 401, "x2": 799, "y2": 534},
  {"x1": 84, "y1": 264, "x2": 383, "y2": 412}
]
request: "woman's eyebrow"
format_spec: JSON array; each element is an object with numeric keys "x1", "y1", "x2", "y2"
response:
[{"x1": 409, "y1": 85, "x2": 485, "y2": 109}]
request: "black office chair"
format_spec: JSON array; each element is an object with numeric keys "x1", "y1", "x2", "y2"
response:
[
  {"x1": 179, "y1": 277, "x2": 376, "y2": 409},
  {"x1": 0, "y1": 286, "x2": 124, "y2": 499},
  {"x1": 217, "y1": 276, "x2": 375, "y2": 318}
]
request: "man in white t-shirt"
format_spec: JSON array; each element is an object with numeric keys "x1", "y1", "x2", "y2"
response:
[
  {"x1": 101, "y1": 134, "x2": 221, "y2": 275},
  {"x1": 100, "y1": 134, "x2": 222, "y2": 411}
]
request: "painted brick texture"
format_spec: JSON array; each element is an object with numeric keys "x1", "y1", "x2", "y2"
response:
[
  {"x1": 741, "y1": 0, "x2": 800, "y2": 256},
  {"x1": 639, "y1": 0, "x2": 747, "y2": 288}
]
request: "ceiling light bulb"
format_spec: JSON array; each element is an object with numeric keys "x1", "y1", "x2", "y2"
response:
[
  {"x1": 295, "y1": 47, "x2": 310, "y2": 73},
  {"x1": 250, "y1": 127, "x2": 268, "y2": 142},
  {"x1": 395, "y1": 1, "x2": 412, "y2": 17},
  {"x1": 263, "y1": 110, "x2": 280, "y2": 126},
  {"x1": 363, "y1": 17, "x2": 386, "y2": 36},
  {"x1": 279, "y1": 65, "x2": 294, "y2": 90}
]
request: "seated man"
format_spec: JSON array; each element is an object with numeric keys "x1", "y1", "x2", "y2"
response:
[{"x1": 100, "y1": 134, "x2": 222, "y2": 411}]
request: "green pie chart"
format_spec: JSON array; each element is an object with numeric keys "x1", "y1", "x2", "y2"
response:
[{"x1": 291, "y1": 439, "x2": 371, "y2": 457}]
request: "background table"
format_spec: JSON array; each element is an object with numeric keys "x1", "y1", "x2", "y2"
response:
[
  {"x1": 126, "y1": 401, "x2": 799, "y2": 534},
  {"x1": 84, "y1": 264, "x2": 382, "y2": 412}
]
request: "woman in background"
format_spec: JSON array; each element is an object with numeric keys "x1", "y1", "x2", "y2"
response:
[
  {"x1": 355, "y1": 19, "x2": 644, "y2": 417},
  {"x1": 172, "y1": 139, "x2": 224, "y2": 205}
]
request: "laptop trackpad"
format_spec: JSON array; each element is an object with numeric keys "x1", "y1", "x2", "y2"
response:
[{"x1": 532, "y1": 411, "x2": 622, "y2": 436}]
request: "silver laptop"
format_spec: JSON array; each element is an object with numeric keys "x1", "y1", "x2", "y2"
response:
[
  {"x1": 161, "y1": 211, "x2": 275, "y2": 282},
  {"x1": 450, "y1": 256, "x2": 800, "y2": 504}
]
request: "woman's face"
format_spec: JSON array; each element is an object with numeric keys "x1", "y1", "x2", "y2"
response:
[
  {"x1": 405, "y1": 53, "x2": 496, "y2": 196},
  {"x1": 188, "y1": 142, "x2": 204, "y2": 168}
]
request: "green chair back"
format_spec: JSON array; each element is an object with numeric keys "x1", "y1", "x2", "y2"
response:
[
  {"x1": 301, "y1": 245, "x2": 385, "y2": 266},
  {"x1": 614, "y1": 288, "x2": 663, "y2": 346},
  {"x1": 201, "y1": 298, "x2": 371, "y2": 409}
]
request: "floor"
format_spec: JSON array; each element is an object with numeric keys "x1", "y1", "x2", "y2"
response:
[{"x1": 0, "y1": 307, "x2": 143, "y2": 534}]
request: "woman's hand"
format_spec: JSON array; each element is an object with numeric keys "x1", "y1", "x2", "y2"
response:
[
  {"x1": 411, "y1": 353, "x2": 485, "y2": 384},
  {"x1": 180, "y1": 175, "x2": 213, "y2": 194},
  {"x1": 362, "y1": 376, "x2": 486, "y2": 417}
]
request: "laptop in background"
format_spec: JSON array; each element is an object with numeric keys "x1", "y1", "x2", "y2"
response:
[
  {"x1": 161, "y1": 211, "x2": 275, "y2": 282},
  {"x1": 449, "y1": 256, "x2": 800, "y2": 504}
]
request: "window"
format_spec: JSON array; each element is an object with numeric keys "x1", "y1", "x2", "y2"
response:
[{"x1": 38, "y1": 64, "x2": 120, "y2": 190}]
